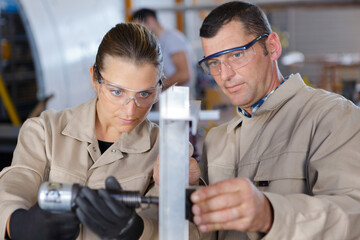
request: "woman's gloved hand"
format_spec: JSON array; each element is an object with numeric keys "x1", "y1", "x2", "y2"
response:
[
  {"x1": 75, "y1": 176, "x2": 144, "y2": 240},
  {"x1": 9, "y1": 202, "x2": 80, "y2": 240}
]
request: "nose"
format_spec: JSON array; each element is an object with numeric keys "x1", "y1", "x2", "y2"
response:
[
  {"x1": 123, "y1": 97, "x2": 138, "y2": 115},
  {"x1": 219, "y1": 61, "x2": 235, "y2": 80}
]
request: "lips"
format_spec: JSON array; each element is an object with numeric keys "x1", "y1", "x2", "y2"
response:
[
  {"x1": 226, "y1": 83, "x2": 244, "y2": 93},
  {"x1": 118, "y1": 118, "x2": 136, "y2": 124}
]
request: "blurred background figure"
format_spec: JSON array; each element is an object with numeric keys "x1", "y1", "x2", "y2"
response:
[{"x1": 131, "y1": 8, "x2": 195, "y2": 97}]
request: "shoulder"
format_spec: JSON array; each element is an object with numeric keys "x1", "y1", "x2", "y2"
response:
[
  {"x1": 299, "y1": 85, "x2": 359, "y2": 115},
  {"x1": 286, "y1": 85, "x2": 360, "y2": 135},
  {"x1": 280, "y1": 75, "x2": 359, "y2": 118},
  {"x1": 22, "y1": 99, "x2": 95, "y2": 134},
  {"x1": 162, "y1": 28, "x2": 186, "y2": 40},
  {"x1": 161, "y1": 28, "x2": 189, "y2": 48}
]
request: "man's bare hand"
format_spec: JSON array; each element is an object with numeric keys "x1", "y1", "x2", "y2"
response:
[
  {"x1": 190, "y1": 178, "x2": 273, "y2": 233},
  {"x1": 153, "y1": 155, "x2": 200, "y2": 186}
]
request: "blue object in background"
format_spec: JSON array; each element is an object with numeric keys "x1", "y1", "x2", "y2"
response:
[{"x1": 0, "y1": 0, "x2": 18, "y2": 13}]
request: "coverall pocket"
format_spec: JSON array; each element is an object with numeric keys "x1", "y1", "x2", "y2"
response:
[{"x1": 253, "y1": 152, "x2": 306, "y2": 194}]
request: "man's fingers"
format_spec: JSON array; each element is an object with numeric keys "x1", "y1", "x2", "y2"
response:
[
  {"x1": 197, "y1": 218, "x2": 251, "y2": 233},
  {"x1": 192, "y1": 192, "x2": 243, "y2": 215},
  {"x1": 193, "y1": 206, "x2": 243, "y2": 225},
  {"x1": 191, "y1": 178, "x2": 251, "y2": 203}
]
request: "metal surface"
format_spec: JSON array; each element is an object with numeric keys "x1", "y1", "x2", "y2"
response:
[
  {"x1": 147, "y1": 109, "x2": 219, "y2": 122},
  {"x1": 16, "y1": 0, "x2": 124, "y2": 110},
  {"x1": 159, "y1": 86, "x2": 200, "y2": 240},
  {"x1": 38, "y1": 182, "x2": 159, "y2": 212}
]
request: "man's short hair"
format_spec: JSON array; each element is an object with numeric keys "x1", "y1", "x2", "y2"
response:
[
  {"x1": 131, "y1": 8, "x2": 158, "y2": 22},
  {"x1": 200, "y1": 1, "x2": 272, "y2": 38}
]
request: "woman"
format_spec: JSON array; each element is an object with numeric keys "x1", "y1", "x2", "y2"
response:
[{"x1": 0, "y1": 23, "x2": 199, "y2": 240}]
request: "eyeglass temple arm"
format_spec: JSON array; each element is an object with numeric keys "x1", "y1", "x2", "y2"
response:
[{"x1": 94, "y1": 65, "x2": 102, "y2": 83}]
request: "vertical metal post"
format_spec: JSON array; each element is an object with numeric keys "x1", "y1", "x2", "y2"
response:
[{"x1": 159, "y1": 86, "x2": 200, "y2": 240}]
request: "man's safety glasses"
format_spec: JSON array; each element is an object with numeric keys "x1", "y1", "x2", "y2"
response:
[
  {"x1": 94, "y1": 65, "x2": 163, "y2": 108},
  {"x1": 198, "y1": 33, "x2": 269, "y2": 76}
]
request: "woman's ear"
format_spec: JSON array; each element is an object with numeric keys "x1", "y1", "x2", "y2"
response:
[
  {"x1": 90, "y1": 66, "x2": 98, "y2": 92},
  {"x1": 266, "y1": 32, "x2": 282, "y2": 61}
]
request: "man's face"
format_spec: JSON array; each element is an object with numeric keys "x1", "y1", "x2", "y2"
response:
[{"x1": 201, "y1": 21, "x2": 274, "y2": 111}]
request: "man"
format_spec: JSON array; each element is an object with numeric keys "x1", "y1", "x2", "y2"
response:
[
  {"x1": 191, "y1": 1, "x2": 360, "y2": 240},
  {"x1": 131, "y1": 8, "x2": 194, "y2": 92}
]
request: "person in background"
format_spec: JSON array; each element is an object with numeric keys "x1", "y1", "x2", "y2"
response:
[
  {"x1": 132, "y1": 8, "x2": 200, "y2": 160},
  {"x1": 0, "y1": 23, "x2": 200, "y2": 240},
  {"x1": 131, "y1": 8, "x2": 194, "y2": 93},
  {"x1": 190, "y1": 1, "x2": 360, "y2": 240}
]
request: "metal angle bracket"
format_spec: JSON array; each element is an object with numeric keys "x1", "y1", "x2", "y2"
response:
[{"x1": 160, "y1": 86, "x2": 201, "y2": 134}]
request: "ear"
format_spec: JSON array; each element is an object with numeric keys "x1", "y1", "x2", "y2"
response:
[
  {"x1": 266, "y1": 32, "x2": 282, "y2": 61},
  {"x1": 90, "y1": 66, "x2": 98, "y2": 92}
]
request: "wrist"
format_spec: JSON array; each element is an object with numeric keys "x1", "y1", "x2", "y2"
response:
[
  {"x1": 8, "y1": 209, "x2": 27, "y2": 240},
  {"x1": 261, "y1": 196, "x2": 274, "y2": 233},
  {"x1": 6, "y1": 216, "x2": 11, "y2": 239}
]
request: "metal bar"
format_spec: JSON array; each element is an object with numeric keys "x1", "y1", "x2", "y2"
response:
[
  {"x1": 159, "y1": 86, "x2": 200, "y2": 240},
  {"x1": 147, "y1": 109, "x2": 219, "y2": 122}
]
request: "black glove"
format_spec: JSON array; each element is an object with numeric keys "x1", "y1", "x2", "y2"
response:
[
  {"x1": 9, "y1": 202, "x2": 80, "y2": 240},
  {"x1": 75, "y1": 176, "x2": 144, "y2": 240}
]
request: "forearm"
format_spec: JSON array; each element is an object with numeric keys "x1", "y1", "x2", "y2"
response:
[
  {"x1": 0, "y1": 172, "x2": 40, "y2": 239},
  {"x1": 1, "y1": 207, "x2": 20, "y2": 239},
  {"x1": 6, "y1": 216, "x2": 11, "y2": 239},
  {"x1": 263, "y1": 192, "x2": 358, "y2": 239}
]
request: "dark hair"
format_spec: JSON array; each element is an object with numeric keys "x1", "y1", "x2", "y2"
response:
[
  {"x1": 200, "y1": 1, "x2": 271, "y2": 54},
  {"x1": 94, "y1": 22, "x2": 163, "y2": 79},
  {"x1": 131, "y1": 8, "x2": 158, "y2": 22}
]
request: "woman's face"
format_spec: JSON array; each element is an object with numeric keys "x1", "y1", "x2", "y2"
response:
[{"x1": 91, "y1": 55, "x2": 160, "y2": 138}]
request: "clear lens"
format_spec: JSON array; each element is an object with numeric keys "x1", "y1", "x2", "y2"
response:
[
  {"x1": 201, "y1": 47, "x2": 256, "y2": 76},
  {"x1": 100, "y1": 82, "x2": 161, "y2": 108}
]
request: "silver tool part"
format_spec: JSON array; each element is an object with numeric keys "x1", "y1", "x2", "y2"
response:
[{"x1": 38, "y1": 182, "x2": 73, "y2": 212}]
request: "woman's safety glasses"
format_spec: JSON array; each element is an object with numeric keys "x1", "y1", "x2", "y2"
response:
[
  {"x1": 94, "y1": 65, "x2": 163, "y2": 108},
  {"x1": 198, "y1": 33, "x2": 269, "y2": 76}
]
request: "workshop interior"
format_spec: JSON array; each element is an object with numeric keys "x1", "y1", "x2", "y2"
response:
[{"x1": 0, "y1": 0, "x2": 360, "y2": 171}]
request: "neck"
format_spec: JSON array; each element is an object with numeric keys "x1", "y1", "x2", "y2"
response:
[
  {"x1": 95, "y1": 102, "x2": 122, "y2": 142},
  {"x1": 153, "y1": 25, "x2": 164, "y2": 37},
  {"x1": 242, "y1": 68, "x2": 285, "y2": 115}
]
